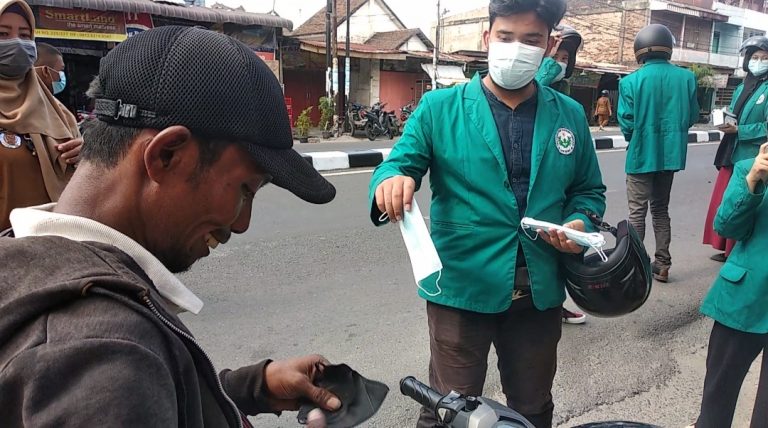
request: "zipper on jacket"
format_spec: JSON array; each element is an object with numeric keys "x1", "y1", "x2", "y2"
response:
[{"x1": 141, "y1": 294, "x2": 244, "y2": 428}]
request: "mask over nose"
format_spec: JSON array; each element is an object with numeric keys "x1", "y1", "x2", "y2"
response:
[
  {"x1": 0, "y1": 38, "x2": 37, "y2": 78},
  {"x1": 488, "y1": 41, "x2": 545, "y2": 90},
  {"x1": 554, "y1": 61, "x2": 567, "y2": 82},
  {"x1": 748, "y1": 58, "x2": 768, "y2": 77}
]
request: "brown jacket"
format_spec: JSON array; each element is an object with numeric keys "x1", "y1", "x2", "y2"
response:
[
  {"x1": 595, "y1": 96, "x2": 612, "y2": 116},
  {"x1": 0, "y1": 235, "x2": 273, "y2": 427}
]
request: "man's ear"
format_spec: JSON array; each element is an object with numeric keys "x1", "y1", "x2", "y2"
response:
[
  {"x1": 143, "y1": 126, "x2": 195, "y2": 183},
  {"x1": 546, "y1": 35, "x2": 555, "y2": 56},
  {"x1": 483, "y1": 30, "x2": 490, "y2": 51}
]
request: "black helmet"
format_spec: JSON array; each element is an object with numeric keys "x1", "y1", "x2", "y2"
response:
[
  {"x1": 634, "y1": 24, "x2": 675, "y2": 64},
  {"x1": 555, "y1": 25, "x2": 582, "y2": 78},
  {"x1": 740, "y1": 35, "x2": 768, "y2": 72},
  {"x1": 601, "y1": 89, "x2": 609, "y2": 95},
  {"x1": 564, "y1": 219, "x2": 652, "y2": 317}
]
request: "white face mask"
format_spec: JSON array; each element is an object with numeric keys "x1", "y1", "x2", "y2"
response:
[
  {"x1": 381, "y1": 200, "x2": 443, "y2": 296},
  {"x1": 748, "y1": 58, "x2": 768, "y2": 77},
  {"x1": 488, "y1": 41, "x2": 545, "y2": 90},
  {"x1": 554, "y1": 61, "x2": 567, "y2": 82}
]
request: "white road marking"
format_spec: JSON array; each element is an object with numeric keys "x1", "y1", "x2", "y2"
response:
[{"x1": 322, "y1": 169, "x2": 375, "y2": 177}]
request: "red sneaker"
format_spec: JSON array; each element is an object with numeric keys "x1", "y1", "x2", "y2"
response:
[{"x1": 562, "y1": 308, "x2": 587, "y2": 324}]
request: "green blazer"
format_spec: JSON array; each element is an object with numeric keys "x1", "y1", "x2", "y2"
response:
[
  {"x1": 618, "y1": 59, "x2": 699, "y2": 174},
  {"x1": 368, "y1": 74, "x2": 606, "y2": 313},
  {"x1": 730, "y1": 79, "x2": 768, "y2": 163},
  {"x1": 701, "y1": 158, "x2": 768, "y2": 334}
]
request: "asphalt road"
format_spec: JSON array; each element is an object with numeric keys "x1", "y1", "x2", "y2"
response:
[{"x1": 179, "y1": 142, "x2": 757, "y2": 427}]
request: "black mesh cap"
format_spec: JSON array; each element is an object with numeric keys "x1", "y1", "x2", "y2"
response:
[{"x1": 93, "y1": 25, "x2": 335, "y2": 204}]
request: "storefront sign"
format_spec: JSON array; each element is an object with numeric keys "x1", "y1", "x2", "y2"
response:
[
  {"x1": 36, "y1": 7, "x2": 126, "y2": 42},
  {"x1": 125, "y1": 13, "x2": 154, "y2": 38},
  {"x1": 255, "y1": 51, "x2": 275, "y2": 61}
]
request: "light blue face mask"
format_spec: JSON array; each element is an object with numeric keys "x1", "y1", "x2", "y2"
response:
[
  {"x1": 52, "y1": 70, "x2": 66, "y2": 94},
  {"x1": 748, "y1": 58, "x2": 768, "y2": 77}
]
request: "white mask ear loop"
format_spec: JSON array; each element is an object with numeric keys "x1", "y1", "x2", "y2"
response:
[
  {"x1": 379, "y1": 212, "x2": 389, "y2": 223},
  {"x1": 520, "y1": 222, "x2": 540, "y2": 241},
  {"x1": 592, "y1": 244, "x2": 609, "y2": 262},
  {"x1": 418, "y1": 271, "x2": 442, "y2": 297}
]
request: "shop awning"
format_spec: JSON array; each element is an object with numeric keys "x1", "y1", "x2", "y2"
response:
[
  {"x1": 25, "y1": 0, "x2": 294, "y2": 29},
  {"x1": 421, "y1": 64, "x2": 469, "y2": 86},
  {"x1": 649, "y1": 0, "x2": 729, "y2": 22}
]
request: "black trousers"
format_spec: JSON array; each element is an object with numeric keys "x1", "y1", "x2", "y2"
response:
[
  {"x1": 696, "y1": 321, "x2": 768, "y2": 428},
  {"x1": 417, "y1": 297, "x2": 562, "y2": 428}
]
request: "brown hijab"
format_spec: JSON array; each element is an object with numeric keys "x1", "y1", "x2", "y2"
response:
[{"x1": 0, "y1": 0, "x2": 79, "y2": 201}]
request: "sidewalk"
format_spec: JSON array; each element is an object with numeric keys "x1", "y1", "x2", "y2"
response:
[{"x1": 298, "y1": 129, "x2": 724, "y2": 172}]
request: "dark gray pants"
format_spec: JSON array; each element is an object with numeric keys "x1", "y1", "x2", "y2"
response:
[
  {"x1": 417, "y1": 298, "x2": 562, "y2": 428},
  {"x1": 626, "y1": 171, "x2": 675, "y2": 268},
  {"x1": 696, "y1": 322, "x2": 768, "y2": 428}
]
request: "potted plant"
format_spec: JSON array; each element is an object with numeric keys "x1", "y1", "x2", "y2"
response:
[
  {"x1": 295, "y1": 106, "x2": 313, "y2": 144},
  {"x1": 319, "y1": 96, "x2": 334, "y2": 139},
  {"x1": 691, "y1": 64, "x2": 715, "y2": 123}
]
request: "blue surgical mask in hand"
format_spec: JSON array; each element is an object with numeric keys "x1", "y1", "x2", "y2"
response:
[
  {"x1": 52, "y1": 70, "x2": 67, "y2": 94},
  {"x1": 395, "y1": 200, "x2": 443, "y2": 296}
]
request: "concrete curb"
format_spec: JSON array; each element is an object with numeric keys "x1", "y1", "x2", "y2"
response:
[{"x1": 303, "y1": 132, "x2": 723, "y2": 172}]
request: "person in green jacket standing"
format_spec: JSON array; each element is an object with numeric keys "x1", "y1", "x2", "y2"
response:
[
  {"x1": 703, "y1": 36, "x2": 768, "y2": 262},
  {"x1": 618, "y1": 24, "x2": 699, "y2": 283},
  {"x1": 693, "y1": 146, "x2": 768, "y2": 428},
  {"x1": 368, "y1": 0, "x2": 606, "y2": 426}
]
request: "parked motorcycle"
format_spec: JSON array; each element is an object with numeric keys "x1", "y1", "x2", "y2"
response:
[
  {"x1": 364, "y1": 102, "x2": 394, "y2": 141},
  {"x1": 346, "y1": 102, "x2": 368, "y2": 137},
  {"x1": 395, "y1": 100, "x2": 416, "y2": 135}
]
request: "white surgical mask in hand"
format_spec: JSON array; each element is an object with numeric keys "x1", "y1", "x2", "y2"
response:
[
  {"x1": 388, "y1": 200, "x2": 443, "y2": 296},
  {"x1": 488, "y1": 41, "x2": 545, "y2": 90}
]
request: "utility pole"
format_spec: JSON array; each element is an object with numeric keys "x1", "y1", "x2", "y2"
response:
[
  {"x1": 325, "y1": 0, "x2": 332, "y2": 99},
  {"x1": 431, "y1": 0, "x2": 440, "y2": 89},
  {"x1": 342, "y1": 0, "x2": 351, "y2": 124},
  {"x1": 331, "y1": 0, "x2": 338, "y2": 103}
]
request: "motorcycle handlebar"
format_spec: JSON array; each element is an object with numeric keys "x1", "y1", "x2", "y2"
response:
[{"x1": 400, "y1": 376, "x2": 444, "y2": 411}]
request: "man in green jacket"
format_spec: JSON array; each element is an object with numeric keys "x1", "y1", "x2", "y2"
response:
[
  {"x1": 368, "y1": 0, "x2": 606, "y2": 426},
  {"x1": 618, "y1": 24, "x2": 699, "y2": 283}
]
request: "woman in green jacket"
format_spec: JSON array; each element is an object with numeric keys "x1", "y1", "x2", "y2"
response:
[
  {"x1": 703, "y1": 36, "x2": 768, "y2": 262},
  {"x1": 694, "y1": 146, "x2": 768, "y2": 428},
  {"x1": 535, "y1": 25, "x2": 581, "y2": 96}
]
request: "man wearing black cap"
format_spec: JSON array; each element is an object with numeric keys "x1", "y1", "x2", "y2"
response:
[{"x1": 0, "y1": 26, "x2": 339, "y2": 427}]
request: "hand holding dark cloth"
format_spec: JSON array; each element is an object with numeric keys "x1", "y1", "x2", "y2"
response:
[{"x1": 297, "y1": 364, "x2": 389, "y2": 427}]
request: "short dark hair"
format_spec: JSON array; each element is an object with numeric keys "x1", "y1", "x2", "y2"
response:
[
  {"x1": 36, "y1": 42, "x2": 62, "y2": 60},
  {"x1": 81, "y1": 77, "x2": 228, "y2": 170},
  {"x1": 489, "y1": 0, "x2": 567, "y2": 31}
]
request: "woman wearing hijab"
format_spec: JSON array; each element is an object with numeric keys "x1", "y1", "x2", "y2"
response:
[
  {"x1": 703, "y1": 36, "x2": 768, "y2": 262},
  {"x1": 0, "y1": 0, "x2": 81, "y2": 229}
]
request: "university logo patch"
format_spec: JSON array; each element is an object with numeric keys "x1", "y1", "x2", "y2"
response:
[{"x1": 555, "y1": 128, "x2": 575, "y2": 155}]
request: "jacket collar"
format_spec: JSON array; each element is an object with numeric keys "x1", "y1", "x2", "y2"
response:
[
  {"x1": 463, "y1": 72, "x2": 560, "y2": 188},
  {"x1": 9, "y1": 204, "x2": 204, "y2": 314}
]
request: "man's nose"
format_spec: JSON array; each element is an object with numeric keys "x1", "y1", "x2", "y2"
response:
[{"x1": 231, "y1": 199, "x2": 253, "y2": 234}]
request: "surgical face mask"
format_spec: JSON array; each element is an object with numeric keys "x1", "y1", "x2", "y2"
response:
[
  {"x1": 0, "y1": 38, "x2": 37, "y2": 79},
  {"x1": 488, "y1": 41, "x2": 545, "y2": 90},
  {"x1": 554, "y1": 61, "x2": 567, "y2": 82},
  {"x1": 748, "y1": 58, "x2": 768, "y2": 77},
  {"x1": 381, "y1": 200, "x2": 443, "y2": 296},
  {"x1": 52, "y1": 70, "x2": 66, "y2": 94}
]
